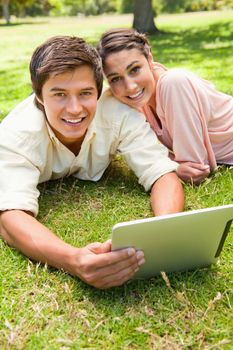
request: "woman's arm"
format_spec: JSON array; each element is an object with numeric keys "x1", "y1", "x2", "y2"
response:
[{"x1": 176, "y1": 162, "x2": 210, "y2": 184}]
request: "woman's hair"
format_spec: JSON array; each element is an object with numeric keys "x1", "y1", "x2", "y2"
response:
[
  {"x1": 30, "y1": 35, "x2": 103, "y2": 109},
  {"x1": 97, "y1": 28, "x2": 151, "y2": 68}
]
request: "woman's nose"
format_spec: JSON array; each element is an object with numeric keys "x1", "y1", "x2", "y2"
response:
[{"x1": 124, "y1": 77, "x2": 137, "y2": 92}]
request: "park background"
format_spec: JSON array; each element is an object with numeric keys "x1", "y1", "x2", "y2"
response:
[{"x1": 0, "y1": 1, "x2": 233, "y2": 349}]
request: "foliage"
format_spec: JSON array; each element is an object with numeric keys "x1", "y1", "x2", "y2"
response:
[
  {"x1": 113, "y1": 0, "x2": 163, "y2": 15},
  {"x1": 119, "y1": 0, "x2": 134, "y2": 13},
  {"x1": 113, "y1": 0, "x2": 233, "y2": 15},
  {"x1": 162, "y1": 0, "x2": 233, "y2": 13},
  {"x1": 52, "y1": 0, "x2": 118, "y2": 16},
  {"x1": 1, "y1": 0, "x2": 119, "y2": 18},
  {"x1": 1, "y1": 0, "x2": 233, "y2": 18},
  {"x1": 0, "y1": 10, "x2": 233, "y2": 349},
  {"x1": 8, "y1": 0, "x2": 52, "y2": 17}
]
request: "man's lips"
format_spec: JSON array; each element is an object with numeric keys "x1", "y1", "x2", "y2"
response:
[{"x1": 62, "y1": 116, "x2": 87, "y2": 125}]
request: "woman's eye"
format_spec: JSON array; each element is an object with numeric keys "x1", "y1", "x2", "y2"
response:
[
  {"x1": 110, "y1": 76, "x2": 121, "y2": 84},
  {"x1": 130, "y1": 66, "x2": 140, "y2": 74}
]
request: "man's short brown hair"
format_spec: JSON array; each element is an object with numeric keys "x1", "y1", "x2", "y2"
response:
[{"x1": 30, "y1": 35, "x2": 103, "y2": 109}]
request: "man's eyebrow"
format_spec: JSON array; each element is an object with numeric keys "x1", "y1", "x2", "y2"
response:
[
  {"x1": 50, "y1": 87, "x2": 65, "y2": 92},
  {"x1": 106, "y1": 60, "x2": 140, "y2": 78},
  {"x1": 49, "y1": 86, "x2": 96, "y2": 92},
  {"x1": 81, "y1": 87, "x2": 96, "y2": 91}
]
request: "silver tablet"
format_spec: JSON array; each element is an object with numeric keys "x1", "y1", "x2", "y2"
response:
[{"x1": 111, "y1": 204, "x2": 233, "y2": 279}]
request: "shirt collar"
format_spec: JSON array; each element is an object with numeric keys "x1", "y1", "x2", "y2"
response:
[{"x1": 45, "y1": 121, "x2": 60, "y2": 146}]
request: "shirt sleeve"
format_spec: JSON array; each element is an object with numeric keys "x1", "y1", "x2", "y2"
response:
[
  {"x1": 157, "y1": 69, "x2": 214, "y2": 166},
  {"x1": 116, "y1": 108, "x2": 178, "y2": 191},
  {"x1": 0, "y1": 128, "x2": 41, "y2": 216}
]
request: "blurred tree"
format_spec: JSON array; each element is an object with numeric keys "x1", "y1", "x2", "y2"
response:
[
  {"x1": 50, "y1": 0, "x2": 118, "y2": 16},
  {"x1": 2, "y1": 0, "x2": 10, "y2": 23},
  {"x1": 11, "y1": 0, "x2": 51, "y2": 17},
  {"x1": 133, "y1": 0, "x2": 160, "y2": 33}
]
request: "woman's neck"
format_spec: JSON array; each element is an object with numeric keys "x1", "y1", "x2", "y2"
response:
[
  {"x1": 147, "y1": 63, "x2": 165, "y2": 113},
  {"x1": 148, "y1": 92, "x2": 156, "y2": 113}
]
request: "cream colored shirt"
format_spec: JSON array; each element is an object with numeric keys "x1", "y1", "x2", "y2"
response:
[{"x1": 0, "y1": 91, "x2": 178, "y2": 216}]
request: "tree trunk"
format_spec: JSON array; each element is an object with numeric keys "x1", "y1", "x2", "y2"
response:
[
  {"x1": 2, "y1": 0, "x2": 10, "y2": 24},
  {"x1": 133, "y1": 0, "x2": 159, "y2": 34}
]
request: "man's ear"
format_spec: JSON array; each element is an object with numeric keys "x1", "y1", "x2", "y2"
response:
[{"x1": 35, "y1": 95, "x2": 44, "y2": 106}]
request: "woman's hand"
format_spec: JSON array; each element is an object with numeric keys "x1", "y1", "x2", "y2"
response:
[{"x1": 176, "y1": 162, "x2": 210, "y2": 184}]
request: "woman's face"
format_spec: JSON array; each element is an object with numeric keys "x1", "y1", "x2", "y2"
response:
[{"x1": 103, "y1": 48, "x2": 155, "y2": 109}]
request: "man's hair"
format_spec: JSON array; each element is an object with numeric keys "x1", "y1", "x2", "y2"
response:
[
  {"x1": 30, "y1": 35, "x2": 103, "y2": 109},
  {"x1": 97, "y1": 28, "x2": 150, "y2": 68}
]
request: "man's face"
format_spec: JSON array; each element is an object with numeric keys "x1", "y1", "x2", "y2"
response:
[{"x1": 38, "y1": 66, "x2": 98, "y2": 149}]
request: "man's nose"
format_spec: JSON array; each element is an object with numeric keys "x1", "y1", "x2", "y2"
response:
[{"x1": 66, "y1": 96, "x2": 83, "y2": 115}]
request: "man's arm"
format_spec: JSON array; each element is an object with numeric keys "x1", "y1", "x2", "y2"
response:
[
  {"x1": 0, "y1": 210, "x2": 145, "y2": 289},
  {"x1": 150, "y1": 172, "x2": 184, "y2": 216}
]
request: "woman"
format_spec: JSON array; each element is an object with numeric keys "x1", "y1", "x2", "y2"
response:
[{"x1": 97, "y1": 28, "x2": 233, "y2": 183}]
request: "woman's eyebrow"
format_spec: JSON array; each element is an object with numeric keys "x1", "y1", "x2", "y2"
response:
[
  {"x1": 126, "y1": 60, "x2": 140, "y2": 70},
  {"x1": 106, "y1": 60, "x2": 140, "y2": 79}
]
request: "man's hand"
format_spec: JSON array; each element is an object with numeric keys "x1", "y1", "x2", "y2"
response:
[
  {"x1": 176, "y1": 162, "x2": 210, "y2": 184},
  {"x1": 0, "y1": 210, "x2": 145, "y2": 290},
  {"x1": 69, "y1": 240, "x2": 145, "y2": 289}
]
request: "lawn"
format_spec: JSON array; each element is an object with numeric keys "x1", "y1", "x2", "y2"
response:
[{"x1": 0, "y1": 10, "x2": 233, "y2": 349}]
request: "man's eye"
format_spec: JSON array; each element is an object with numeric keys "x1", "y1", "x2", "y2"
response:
[
  {"x1": 54, "y1": 92, "x2": 65, "y2": 97},
  {"x1": 81, "y1": 91, "x2": 92, "y2": 96}
]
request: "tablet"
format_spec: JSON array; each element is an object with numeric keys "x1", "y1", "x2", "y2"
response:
[{"x1": 111, "y1": 204, "x2": 233, "y2": 279}]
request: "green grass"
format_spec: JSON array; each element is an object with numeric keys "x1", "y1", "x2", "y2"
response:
[{"x1": 0, "y1": 11, "x2": 233, "y2": 349}]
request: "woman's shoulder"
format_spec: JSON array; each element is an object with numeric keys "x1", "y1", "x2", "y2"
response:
[
  {"x1": 160, "y1": 67, "x2": 196, "y2": 83},
  {"x1": 157, "y1": 68, "x2": 210, "y2": 96}
]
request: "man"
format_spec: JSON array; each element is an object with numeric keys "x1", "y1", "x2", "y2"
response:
[{"x1": 0, "y1": 36, "x2": 184, "y2": 289}]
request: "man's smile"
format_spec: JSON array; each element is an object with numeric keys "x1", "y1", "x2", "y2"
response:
[{"x1": 62, "y1": 115, "x2": 87, "y2": 125}]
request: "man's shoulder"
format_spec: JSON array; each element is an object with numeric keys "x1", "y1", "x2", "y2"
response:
[
  {"x1": 95, "y1": 89, "x2": 145, "y2": 126},
  {"x1": 1, "y1": 94, "x2": 46, "y2": 133},
  {"x1": 0, "y1": 94, "x2": 50, "y2": 150},
  {"x1": 97, "y1": 89, "x2": 129, "y2": 114}
]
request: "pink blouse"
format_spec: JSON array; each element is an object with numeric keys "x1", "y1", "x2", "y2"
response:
[{"x1": 141, "y1": 64, "x2": 233, "y2": 170}]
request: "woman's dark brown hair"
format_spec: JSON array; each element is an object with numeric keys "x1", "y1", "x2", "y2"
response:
[{"x1": 97, "y1": 28, "x2": 150, "y2": 68}]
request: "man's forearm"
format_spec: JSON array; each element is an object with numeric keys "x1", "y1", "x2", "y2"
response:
[
  {"x1": 0, "y1": 210, "x2": 144, "y2": 289},
  {"x1": 0, "y1": 210, "x2": 77, "y2": 273},
  {"x1": 150, "y1": 172, "x2": 184, "y2": 216}
]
